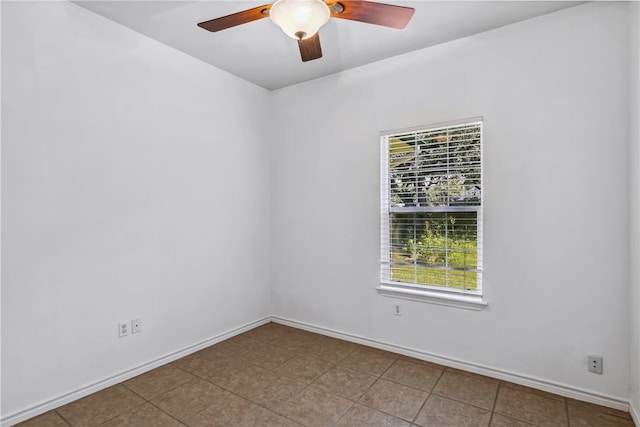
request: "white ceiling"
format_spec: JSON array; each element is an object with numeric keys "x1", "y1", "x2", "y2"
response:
[{"x1": 73, "y1": 1, "x2": 583, "y2": 90}]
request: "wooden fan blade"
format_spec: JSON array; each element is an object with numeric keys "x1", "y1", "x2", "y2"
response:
[
  {"x1": 198, "y1": 4, "x2": 272, "y2": 32},
  {"x1": 298, "y1": 33, "x2": 323, "y2": 62},
  {"x1": 330, "y1": 1, "x2": 414, "y2": 29}
]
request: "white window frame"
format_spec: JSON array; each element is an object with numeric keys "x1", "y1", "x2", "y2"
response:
[{"x1": 378, "y1": 118, "x2": 487, "y2": 310}]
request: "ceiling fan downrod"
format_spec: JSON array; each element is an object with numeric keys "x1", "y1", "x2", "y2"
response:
[{"x1": 325, "y1": 1, "x2": 345, "y2": 14}]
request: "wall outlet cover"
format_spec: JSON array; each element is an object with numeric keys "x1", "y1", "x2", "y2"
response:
[
  {"x1": 588, "y1": 355, "x2": 603, "y2": 374},
  {"x1": 118, "y1": 321, "x2": 129, "y2": 338},
  {"x1": 132, "y1": 318, "x2": 142, "y2": 334}
]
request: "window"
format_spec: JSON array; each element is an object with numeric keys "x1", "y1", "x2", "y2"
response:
[{"x1": 380, "y1": 119, "x2": 483, "y2": 302}]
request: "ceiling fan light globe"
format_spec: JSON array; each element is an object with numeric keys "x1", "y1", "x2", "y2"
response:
[{"x1": 270, "y1": 0, "x2": 330, "y2": 40}]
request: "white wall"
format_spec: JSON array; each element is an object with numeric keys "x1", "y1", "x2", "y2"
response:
[
  {"x1": 1, "y1": 1, "x2": 271, "y2": 419},
  {"x1": 629, "y1": 1, "x2": 640, "y2": 421},
  {"x1": 271, "y1": 2, "x2": 631, "y2": 401}
]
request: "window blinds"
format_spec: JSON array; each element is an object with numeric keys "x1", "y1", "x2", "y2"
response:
[{"x1": 381, "y1": 120, "x2": 483, "y2": 295}]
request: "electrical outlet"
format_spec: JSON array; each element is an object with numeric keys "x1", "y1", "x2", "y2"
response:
[
  {"x1": 394, "y1": 303, "x2": 402, "y2": 316},
  {"x1": 588, "y1": 355, "x2": 603, "y2": 374},
  {"x1": 118, "y1": 321, "x2": 130, "y2": 338},
  {"x1": 132, "y1": 318, "x2": 142, "y2": 334}
]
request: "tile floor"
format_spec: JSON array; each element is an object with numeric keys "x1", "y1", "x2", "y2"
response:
[{"x1": 18, "y1": 322, "x2": 636, "y2": 427}]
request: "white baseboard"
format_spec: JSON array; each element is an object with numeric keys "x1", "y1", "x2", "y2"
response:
[
  {"x1": 631, "y1": 401, "x2": 639, "y2": 427},
  {"x1": 272, "y1": 316, "x2": 631, "y2": 414},
  {"x1": 0, "y1": 317, "x2": 271, "y2": 427}
]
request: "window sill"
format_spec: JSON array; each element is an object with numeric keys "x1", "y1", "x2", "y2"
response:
[{"x1": 377, "y1": 284, "x2": 488, "y2": 311}]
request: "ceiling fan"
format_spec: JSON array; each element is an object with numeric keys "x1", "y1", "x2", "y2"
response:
[{"x1": 197, "y1": 0, "x2": 415, "y2": 62}]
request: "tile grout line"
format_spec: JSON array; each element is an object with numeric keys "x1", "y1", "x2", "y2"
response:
[
  {"x1": 120, "y1": 367, "x2": 196, "y2": 405},
  {"x1": 326, "y1": 354, "x2": 403, "y2": 426},
  {"x1": 487, "y1": 381, "x2": 502, "y2": 426},
  {"x1": 140, "y1": 362, "x2": 216, "y2": 427},
  {"x1": 343, "y1": 354, "x2": 422, "y2": 424},
  {"x1": 206, "y1": 331, "x2": 339, "y2": 425},
  {"x1": 423, "y1": 368, "x2": 499, "y2": 414},
  {"x1": 410, "y1": 363, "x2": 447, "y2": 425},
  {"x1": 57, "y1": 385, "x2": 150, "y2": 427},
  {"x1": 95, "y1": 394, "x2": 148, "y2": 426},
  {"x1": 53, "y1": 410, "x2": 73, "y2": 427},
  {"x1": 267, "y1": 342, "x2": 357, "y2": 425},
  {"x1": 159, "y1": 353, "x2": 305, "y2": 426},
  {"x1": 144, "y1": 400, "x2": 187, "y2": 427}
]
